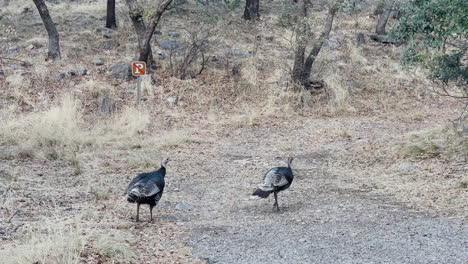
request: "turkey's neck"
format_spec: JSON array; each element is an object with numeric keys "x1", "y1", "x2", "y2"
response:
[{"x1": 159, "y1": 165, "x2": 166, "y2": 174}]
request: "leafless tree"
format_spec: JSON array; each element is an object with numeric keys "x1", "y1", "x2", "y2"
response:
[
  {"x1": 126, "y1": 0, "x2": 173, "y2": 67},
  {"x1": 106, "y1": 0, "x2": 117, "y2": 29},
  {"x1": 32, "y1": 0, "x2": 61, "y2": 60},
  {"x1": 291, "y1": 0, "x2": 341, "y2": 89},
  {"x1": 375, "y1": 0, "x2": 396, "y2": 35},
  {"x1": 243, "y1": 0, "x2": 260, "y2": 20}
]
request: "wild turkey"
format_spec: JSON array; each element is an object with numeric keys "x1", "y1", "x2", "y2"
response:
[
  {"x1": 125, "y1": 157, "x2": 171, "y2": 222},
  {"x1": 252, "y1": 157, "x2": 294, "y2": 212}
]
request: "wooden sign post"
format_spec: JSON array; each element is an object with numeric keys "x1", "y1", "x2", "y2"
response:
[{"x1": 131, "y1": 61, "x2": 146, "y2": 105}]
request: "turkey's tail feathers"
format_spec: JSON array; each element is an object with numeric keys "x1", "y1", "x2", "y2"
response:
[
  {"x1": 252, "y1": 188, "x2": 272, "y2": 198},
  {"x1": 126, "y1": 188, "x2": 141, "y2": 203}
]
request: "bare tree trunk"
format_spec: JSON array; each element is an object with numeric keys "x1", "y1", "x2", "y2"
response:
[
  {"x1": 126, "y1": 0, "x2": 173, "y2": 67},
  {"x1": 291, "y1": 0, "x2": 308, "y2": 85},
  {"x1": 375, "y1": 0, "x2": 396, "y2": 35},
  {"x1": 106, "y1": 0, "x2": 117, "y2": 29},
  {"x1": 292, "y1": 0, "x2": 340, "y2": 89},
  {"x1": 302, "y1": 5, "x2": 339, "y2": 84},
  {"x1": 32, "y1": 0, "x2": 61, "y2": 60},
  {"x1": 243, "y1": 0, "x2": 260, "y2": 20}
]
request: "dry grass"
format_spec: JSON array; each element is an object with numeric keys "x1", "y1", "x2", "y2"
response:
[
  {"x1": 0, "y1": 94, "x2": 93, "y2": 160},
  {"x1": 396, "y1": 125, "x2": 468, "y2": 159},
  {"x1": 1, "y1": 221, "x2": 87, "y2": 264},
  {"x1": 93, "y1": 232, "x2": 136, "y2": 259}
]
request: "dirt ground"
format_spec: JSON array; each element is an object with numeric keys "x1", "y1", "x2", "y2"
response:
[{"x1": 1, "y1": 113, "x2": 467, "y2": 263}]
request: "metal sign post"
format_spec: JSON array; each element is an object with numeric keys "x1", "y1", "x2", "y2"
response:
[{"x1": 131, "y1": 61, "x2": 147, "y2": 105}]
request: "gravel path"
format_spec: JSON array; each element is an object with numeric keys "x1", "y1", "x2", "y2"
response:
[{"x1": 164, "y1": 118, "x2": 468, "y2": 264}]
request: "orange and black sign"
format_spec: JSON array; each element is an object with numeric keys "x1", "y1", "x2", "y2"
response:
[{"x1": 132, "y1": 61, "x2": 146, "y2": 76}]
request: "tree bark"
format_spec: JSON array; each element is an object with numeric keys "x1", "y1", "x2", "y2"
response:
[
  {"x1": 375, "y1": 0, "x2": 395, "y2": 35},
  {"x1": 291, "y1": 0, "x2": 308, "y2": 85},
  {"x1": 106, "y1": 0, "x2": 117, "y2": 29},
  {"x1": 32, "y1": 0, "x2": 61, "y2": 60},
  {"x1": 292, "y1": 1, "x2": 340, "y2": 89},
  {"x1": 243, "y1": 0, "x2": 260, "y2": 20},
  {"x1": 126, "y1": 0, "x2": 173, "y2": 67}
]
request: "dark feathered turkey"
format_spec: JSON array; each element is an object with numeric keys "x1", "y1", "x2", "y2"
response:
[
  {"x1": 252, "y1": 157, "x2": 294, "y2": 211},
  {"x1": 125, "y1": 157, "x2": 171, "y2": 222}
]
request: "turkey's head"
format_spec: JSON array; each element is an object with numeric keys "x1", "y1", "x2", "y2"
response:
[{"x1": 161, "y1": 157, "x2": 171, "y2": 167}]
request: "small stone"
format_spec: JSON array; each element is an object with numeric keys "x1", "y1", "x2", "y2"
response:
[
  {"x1": 78, "y1": 68, "x2": 88, "y2": 75},
  {"x1": 6, "y1": 46, "x2": 20, "y2": 53},
  {"x1": 324, "y1": 37, "x2": 340, "y2": 50},
  {"x1": 28, "y1": 51, "x2": 38, "y2": 57},
  {"x1": 52, "y1": 72, "x2": 66, "y2": 82},
  {"x1": 99, "y1": 40, "x2": 120, "y2": 50},
  {"x1": 26, "y1": 44, "x2": 35, "y2": 50},
  {"x1": 167, "y1": 31, "x2": 180, "y2": 38},
  {"x1": 167, "y1": 96, "x2": 178, "y2": 104},
  {"x1": 92, "y1": 58, "x2": 105, "y2": 66},
  {"x1": 356, "y1": 33, "x2": 366, "y2": 46},
  {"x1": 398, "y1": 163, "x2": 420, "y2": 173},
  {"x1": 119, "y1": 82, "x2": 135, "y2": 90},
  {"x1": 175, "y1": 202, "x2": 193, "y2": 210},
  {"x1": 230, "y1": 49, "x2": 251, "y2": 57},
  {"x1": 159, "y1": 39, "x2": 184, "y2": 51},
  {"x1": 6, "y1": 74, "x2": 23, "y2": 84},
  {"x1": 103, "y1": 29, "x2": 118, "y2": 39},
  {"x1": 107, "y1": 61, "x2": 131, "y2": 80},
  {"x1": 4, "y1": 65, "x2": 26, "y2": 71}
]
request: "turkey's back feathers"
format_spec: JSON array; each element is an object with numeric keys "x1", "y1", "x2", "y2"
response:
[
  {"x1": 259, "y1": 167, "x2": 293, "y2": 191},
  {"x1": 125, "y1": 167, "x2": 166, "y2": 205}
]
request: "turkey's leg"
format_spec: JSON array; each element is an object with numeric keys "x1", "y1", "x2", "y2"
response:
[
  {"x1": 273, "y1": 192, "x2": 280, "y2": 212},
  {"x1": 150, "y1": 205, "x2": 154, "y2": 222},
  {"x1": 136, "y1": 203, "x2": 140, "y2": 222}
]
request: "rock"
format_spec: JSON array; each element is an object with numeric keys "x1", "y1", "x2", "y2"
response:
[
  {"x1": 156, "y1": 49, "x2": 168, "y2": 60},
  {"x1": 324, "y1": 37, "x2": 340, "y2": 50},
  {"x1": 102, "y1": 28, "x2": 118, "y2": 39},
  {"x1": 232, "y1": 64, "x2": 241, "y2": 76},
  {"x1": 6, "y1": 74, "x2": 23, "y2": 84},
  {"x1": 167, "y1": 31, "x2": 180, "y2": 38},
  {"x1": 3, "y1": 65, "x2": 26, "y2": 71},
  {"x1": 107, "y1": 61, "x2": 131, "y2": 80},
  {"x1": 159, "y1": 39, "x2": 184, "y2": 51},
  {"x1": 26, "y1": 44, "x2": 35, "y2": 51},
  {"x1": 119, "y1": 82, "x2": 135, "y2": 90},
  {"x1": 6, "y1": 46, "x2": 20, "y2": 53},
  {"x1": 175, "y1": 202, "x2": 193, "y2": 210},
  {"x1": 78, "y1": 68, "x2": 88, "y2": 75},
  {"x1": 68, "y1": 68, "x2": 88, "y2": 76},
  {"x1": 356, "y1": 33, "x2": 366, "y2": 46},
  {"x1": 99, "y1": 40, "x2": 120, "y2": 50},
  {"x1": 92, "y1": 58, "x2": 105, "y2": 66},
  {"x1": 0, "y1": 70, "x2": 4, "y2": 76},
  {"x1": 52, "y1": 72, "x2": 66, "y2": 82},
  {"x1": 230, "y1": 49, "x2": 251, "y2": 57},
  {"x1": 20, "y1": 7, "x2": 30, "y2": 14},
  {"x1": 28, "y1": 51, "x2": 38, "y2": 57},
  {"x1": 398, "y1": 163, "x2": 420, "y2": 173},
  {"x1": 97, "y1": 93, "x2": 115, "y2": 115},
  {"x1": 167, "y1": 96, "x2": 178, "y2": 104}
]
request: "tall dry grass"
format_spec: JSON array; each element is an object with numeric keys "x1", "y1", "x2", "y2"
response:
[{"x1": 0, "y1": 94, "x2": 154, "y2": 160}]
